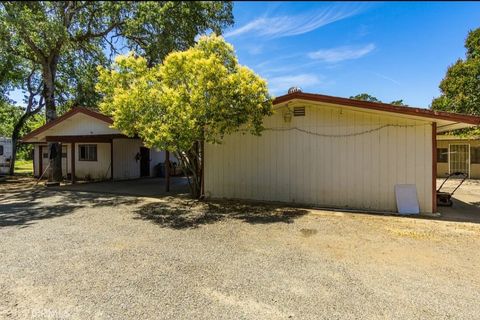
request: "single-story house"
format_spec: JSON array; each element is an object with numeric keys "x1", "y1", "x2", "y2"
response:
[
  {"x1": 22, "y1": 107, "x2": 172, "y2": 181},
  {"x1": 204, "y1": 91, "x2": 480, "y2": 214},
  {"x1": 436, "y1": 135, "x2": 480, "y2": 178}
]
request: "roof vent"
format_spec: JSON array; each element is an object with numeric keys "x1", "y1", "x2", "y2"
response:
[
  {"x1": 293, "y1": 106, "x2": 305, "y2": 117},
  {"x1": 288, "y1": 86, "x2": 302, "y2": 94}
]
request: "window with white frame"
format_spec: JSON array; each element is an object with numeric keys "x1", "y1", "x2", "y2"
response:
[{"x1": 79, "y1": 144, "x2": 97, "y2": 161}]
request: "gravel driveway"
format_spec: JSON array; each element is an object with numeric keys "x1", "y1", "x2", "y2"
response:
[{"x1": 1, "y1": 181, "x2": 480, "y2": 319}]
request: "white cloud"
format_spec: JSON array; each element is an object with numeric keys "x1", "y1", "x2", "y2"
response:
[
  {"x1": 225, "y1": 4, "x2": 362, "y2": 39},
  {"x1": 268, "y1": 74, "x2": 323, "y2": 95},
  {"x1": 308, "y1": 44, "x2": 375, "y2": 63}
]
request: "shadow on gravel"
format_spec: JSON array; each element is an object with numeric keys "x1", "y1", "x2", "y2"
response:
[
  {"x1": 134, "y1": 198, "x2": 309, "y2": 229},
  {"x1": 0, "y1": 188, "x2": 141, "y2": 228}
]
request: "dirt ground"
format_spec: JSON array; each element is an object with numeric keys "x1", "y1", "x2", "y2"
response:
[{"x1": 1, "y1": 177, "x2": 480, "y2": 319}]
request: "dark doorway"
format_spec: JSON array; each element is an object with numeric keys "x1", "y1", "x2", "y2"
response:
[{"x1": 140, "y1": 147, "x2": 150, "y2": 177}]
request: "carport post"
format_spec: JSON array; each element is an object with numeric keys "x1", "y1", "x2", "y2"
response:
[
  {"x1": 71, "y1": 142, "x2": 75, "y2": 184},
  {"x1": 432, "y1": 122, "x2": 437, "y2": 213},
  {"x1": 165, "y1": 150, "x2": 170, "y2": 192}
]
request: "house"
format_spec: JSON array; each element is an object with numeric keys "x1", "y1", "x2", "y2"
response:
[
  {"x1": 204, "y1": 90, "x2": 480, "y2": 214},
  {"x1": 22, "y1": 107, "x2": 172, "y2": 181},
  {"x1": 0, "y1": 137, "x2": 12, "y2": 175},
  {"x1": 436, "y1": 135, "x2": 480, "y2": 178}
]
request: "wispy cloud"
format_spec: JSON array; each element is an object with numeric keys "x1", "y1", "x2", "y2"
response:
[
  {"x1": 225, "y1": 4, "x2": 363, "y2": 39},
  {"x1": 268, "y1": 74, "x2": 323, "y2": 95},
  {"x1": 372, "y1": 71, "x2": 401, "y2": 86},
  {"x1": 308, "y1": 44, "x2": 375, "y2": 63}
]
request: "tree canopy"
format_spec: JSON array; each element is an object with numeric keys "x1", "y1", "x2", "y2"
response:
[
  {"x1": 97, "y1": 35, "x2": 272, "y2": 197},
  {"x1": 0, "y1": 1, "x2": 233, "y2": 180},
  {"x1": 431, "y1": 28, "x2": 480, "y2": 115},
  {"x1": 350, "y1": 93, "x2": 407, "y2": 106}
]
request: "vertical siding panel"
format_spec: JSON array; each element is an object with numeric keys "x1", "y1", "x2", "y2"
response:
[
  {"x1": 395, "y1": 122, "x2": 403, "y2": 185},
  {"x1": 249, "y1": 132, "x2": 256, "y2": 200},
  {"x1": 203, "y1": 103, "x2": 434, "y2": 213},
  {"x1": 233, "y1": 135, "x2": 238, "y2": 198},
  {"x1": 331, "y1": 109, "x2": 340, "y2": 206},
  {"x1": 347, "y1": 111, "x2": 356, "y2": 208},
  {"x1": 372, "y1": 116, "x2": 385, "y2": 210},
  {"x1": 425, "y1": 124, "x2": 433, "y2": 212},
  {"x1": 363, "y1": 114, "x2": 371, "y2": 209},
  {"x1": 406, "y1": 123, "x2": 416, "y2": 185},
  {"x1": 388, "y1": 119, "x2": 397, "y2": 211},
  {"x1": 209, "y1": 143, "x2": 217, "y2": 197},
  {"x1": 414, "y1": 124, "x2": 424, "y2": 210},
  {"x1": 324, "y1": 108, "x2": 332, "y2": 206},
  {"x1": 240, "y1": 133, "x2": 247, "y2": 199},
  {"x1": 269, "y1": 126, "x2": 276, "y2": 201},
  {"x1": 313, "y1": 108, "x2": 320, "y2": 206},
  {"x1": 335, "y1": 111, "x2": 349, "y2": 207}
]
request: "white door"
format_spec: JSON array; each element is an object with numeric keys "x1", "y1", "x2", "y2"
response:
[{"x1": 449, "y1": 144, "x2": 470, "y2": 177}]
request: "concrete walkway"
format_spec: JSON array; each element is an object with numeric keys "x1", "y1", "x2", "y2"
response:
[{"x1": 53, "y1": 177, "x2": 189, "y2": 197}]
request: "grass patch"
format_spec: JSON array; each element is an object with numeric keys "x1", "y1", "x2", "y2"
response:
[{"x1": 14, "y1": 159, "x2": 33, "y2": 176}]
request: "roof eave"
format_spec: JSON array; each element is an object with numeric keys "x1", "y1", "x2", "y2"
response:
[{"x1": 273, "y1": 92, "x2": 480, "y2": 126}]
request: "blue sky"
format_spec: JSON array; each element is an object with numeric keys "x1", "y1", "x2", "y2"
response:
[
  {"x1": 8, "y1": 2, "x2": 480, "y2": 109},
  {"x1": 225, "y1": 1, "x2": 480, "y2": 107}
]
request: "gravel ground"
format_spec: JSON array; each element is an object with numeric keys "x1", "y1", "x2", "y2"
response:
[{"x1": 1, "y1": 181, "x2": 480, "y2": 319}]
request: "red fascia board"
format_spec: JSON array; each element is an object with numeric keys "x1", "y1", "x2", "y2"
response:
[{"x1": 273, "y1": 92, "x2": 480, "y2": 125}]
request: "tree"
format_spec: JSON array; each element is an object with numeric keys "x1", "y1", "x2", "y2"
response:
[
  {"x1": 350, "y1": 93, "x2": 381, "y2": 103},
  {"x1": 8, "y1": 67, "x2": 45, "y2": 175},
  {"x1": 97, "y1": 35, "x2": 272, "y2": 198},
  {"x1": 390, "y1": 99, "x2": 406, "y2": 106},
  {"x1": 431, "y1": 28, "x2": 480, "y2": 116},
  {"x1": 0, "y1": 1, "x2": 233, "y2": 182},
  {"x1": 350, "y1": 93, "x2": 407, "y2": 106}
]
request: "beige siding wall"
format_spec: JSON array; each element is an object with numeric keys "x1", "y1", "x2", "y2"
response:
[
  {"x1": 437, "y1": 139, "x2": 480, "y2": 178},
  {"x1": 75, "y1": 143, "x2": 111, "y2": 180},
  {"x1": 35, "y1": 140, "x2": 168, "y2": 180},
  {"x1": 205, "y1": 103, "x2": 433, "y2": 213},
  {"x1": 113, "y1": 139, "x2": 142, "y2": 180},
  {"x1": 43, "y1": 113, "x2": 120, "y2": 137}
]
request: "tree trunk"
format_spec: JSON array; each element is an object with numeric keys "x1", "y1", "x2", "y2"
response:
[
  {"x1": 43, "y1": 59, "x2": 63, "y2": 182},
  {"x1": 174, "y1": 144, "x2": 203, "y2": 199},
  {"x1": 9, "y1": 112, "x2": 29, "y2": 176},
  {"x1": 8, "y1": 138, "x2": 17, "y2": 176}
]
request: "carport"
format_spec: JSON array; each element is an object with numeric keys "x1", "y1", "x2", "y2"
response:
[{"x1": 52, "y1": 176, "x2": 189, "y2": 197}]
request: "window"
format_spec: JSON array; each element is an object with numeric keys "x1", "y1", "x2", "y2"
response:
[
  {"x1": 0, "y1": 145, "x2": 3, "y2": 156},
  {"x1": 43, "y1": 153, "x2": 49, "y2": 159},
  {"x1": 79, "y1": 144, "x2": 97, "y2": 161},
  {"x1": 437, "y1": 148, "x2": 448, "y2": 163},
  {"x1": 471, "y1": 147, "x2": 480, "y2": 164}
]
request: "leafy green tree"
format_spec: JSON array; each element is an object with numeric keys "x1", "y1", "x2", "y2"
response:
[
  {"x1": 390, "y1": 99, "x2": 406, "y2": 106},
  {"x1": 7, "y1": 67, "x2": 45, "y2": 175},
  {"x1": 0, "y1": 1, "x2": 233, "y2": 181},
  {"x1": 350, "y1": 93, "x2": 407, "y2": 106},
  {"x1": 350, "y1": 93, "x2": 381, "y2": 103},
  {"x1": 97, "y1": 35, "x2": 272, "y2": 197},
  {"x1": 0, "y1": 101, "x2": 21, "y2": 137},
  {"x1": 432, "y1": 28, "x2": 480, "y2": 116}
]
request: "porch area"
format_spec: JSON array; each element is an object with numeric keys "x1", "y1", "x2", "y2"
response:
[{"x1": 51, "y1": 176, "x2": 190, "y2": 197}]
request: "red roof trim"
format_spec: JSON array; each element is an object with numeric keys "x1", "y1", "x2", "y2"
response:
[
  {"x1": 21, "y1": 107, "x2": 113, "y2": 141},
  {"x1": 273, "y1": 92, "x2": 480, "y2": 125}
]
